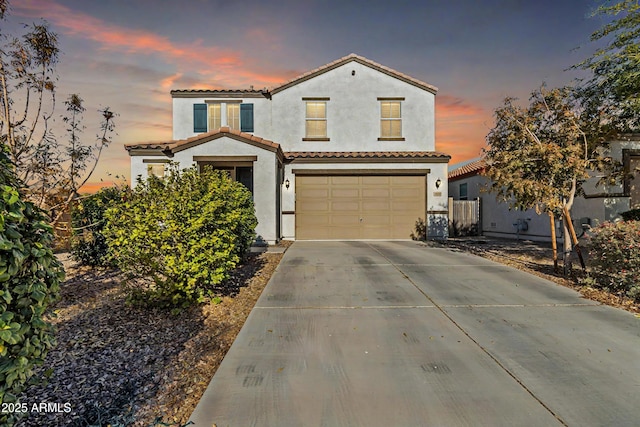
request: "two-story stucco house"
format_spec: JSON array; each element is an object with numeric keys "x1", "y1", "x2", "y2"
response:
[{"x1": 125, "y1": 54, "x2": 451, "y2": 243}]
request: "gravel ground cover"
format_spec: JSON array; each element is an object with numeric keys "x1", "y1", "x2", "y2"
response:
[{"x1": 15, "y1": 243, "x2": 290, "y2": 427}]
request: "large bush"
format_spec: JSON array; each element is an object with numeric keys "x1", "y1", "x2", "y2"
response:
[
  {"x1": 70, "y1": 186, "x2": 125, "y2": 266},
  {"x1": 103, "y1": 166, "x2": 257, "y2": 308},
  {"x1": 584, "y1": 220, "x2": 640, "y2": 301},
  {"x1": 0, "y1": 149, "x2": 64, "y2": 414}
]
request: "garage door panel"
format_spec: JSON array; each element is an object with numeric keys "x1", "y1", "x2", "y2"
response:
[
  {"x1": 362, "y1": 201, "x2": 391, "y2": 212},
  {"x1": 331, "y1": 176, "x2": 360, "y2": 185},
  {"x1": 296, "y1": 174, "x2": 425, "y2": 239},
  {"x1": 329, "y1": 226, "x2": 361, "y2": 239},
  {"x1": 364, "y1": 215, "x2": 391, "y2": 226},
  {"x1": 362, "y1": 176, "x2": 390, "y2": 185},
  {"x1": 393, "y1": 200, "x2": 423, "y2": 211},
  {"x1": 362, "y1": 188, "x2": 390, "y2": 198},
  {"x1": 301, "y1": 176, "x2": 330, "y2": 185},
  {"x1": 331, "y1": 201, "x2": 360, "y2": 212},
  {"x1": 392, "y1": 187, "x2": 423, "y2": 198},
  {"x1": 298, "y1": 188, "x2": 330, "y2": 199},
  {"x1": 331, "y1": 215, "x2": 362, "y2": 226},
  {"x1": 297, "y1": 214, "x2": 330, "y2": 226},
  {"x1": 332, "y1": 188, "x2": 360, "y2": 198}
]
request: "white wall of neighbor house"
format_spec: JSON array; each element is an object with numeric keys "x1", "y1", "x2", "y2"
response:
[
  {"x1": 449, "y1": 163, "x2": 635, "y2": 242},
  {"x1": 172, "y1": 95, "x2": 271, "y2": 141},
  {"x1": 281, "y1": 161, "x2": 448, "y2": 240},
  {"x1": 270, "y1": 61, "x2": 436, "y2": 153}
]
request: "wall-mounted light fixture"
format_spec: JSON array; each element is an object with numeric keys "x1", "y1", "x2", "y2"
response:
[
  {"x1": 435, "y1": 178, "x2": 442, "y2": 189},
  {"x1": 285, "y1": 178, "x2": 290, "y2": 189}
]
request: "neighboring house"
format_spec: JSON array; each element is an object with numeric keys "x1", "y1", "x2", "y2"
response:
[
  {"x1": 126, "y1": 54, "x2": 451, "y2": 243},
  {"x1": 448, "y1": 134, "x2": 640, "y2": 241}
]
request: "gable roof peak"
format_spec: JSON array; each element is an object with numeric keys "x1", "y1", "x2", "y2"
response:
[{"x1": 270, "y1": 53, "x2": 438, "y2": 95}]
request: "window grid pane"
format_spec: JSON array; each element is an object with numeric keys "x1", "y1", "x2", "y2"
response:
[
  {"x1": 227, "y1": 104, "x2": 240, "y2": 130},
  {"x1": 380, "y1": 101, "x2": 401, "y2": 137},
  {"x1": 306, "y1": 101, "x2": 327, "y2": 138},
  {"x1": 208, "y1": 104, "x2": 221, "y2": 130}
]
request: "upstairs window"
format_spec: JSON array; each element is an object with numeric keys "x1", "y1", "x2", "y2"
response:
[
  {"x1": 208, "y1": 103, "x2": 222, "y2": 131},
  {"x1": 379, "y1": 99, "x2": 403, "y2": 140},
  {"x1": 227, "y1": 103, "x2": 240, "y2": 130},
  {"x1": 193, "y1": 102, "x2": 253, "y2": 133},
  {"x1": 304, "y1": 99, "x2": 328, "y2": 140}
]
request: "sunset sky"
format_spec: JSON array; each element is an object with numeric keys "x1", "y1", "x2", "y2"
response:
[{"x1": 5, "y1": 0, "x2": 613, "y2": 192}]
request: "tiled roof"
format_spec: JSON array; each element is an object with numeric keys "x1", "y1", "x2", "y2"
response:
[
  {"x1": 170, "y1": 89, "x2": 266, "y2": 98},
  {"x1": 125, "y1": 127, "x2": 282, "y2": 154},
  {"x1": 285, "y1": 151, "x2": 450, "y2": 160},
  {"x1": 270, "y1": 53, "x2": 438, "y2": 95},
  {"x1": 448, "y1": 158, "x2": 486, "y2": 180}
]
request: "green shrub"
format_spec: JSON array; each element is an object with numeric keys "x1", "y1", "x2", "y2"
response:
[
  {"x1": 0, "y1": 150, "x2": 64, "y2": 415},
  {"x1": 620, "y1": 208, "x2": 640, "y2": 221},
  {"x1": 584, "y1": 220, "x2": 640, "y2": 301},
  {"x1": 71, "y1": 186, "x2": 125, "y2": 266},
  {"x1": 103, "y1": 166, "x2": 257, "y2": 309}
]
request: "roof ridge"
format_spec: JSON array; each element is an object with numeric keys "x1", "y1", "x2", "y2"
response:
[
  {"x1": 126, "y1": 128, "x2": 281, "y2": 152},
  {"x1": 270, "y1": 53, "x2": 437, "y2": 95}
]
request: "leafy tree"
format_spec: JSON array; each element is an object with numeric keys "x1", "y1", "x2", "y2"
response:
[
  {"x1": 103, "y1": 166, "x2": 257, "y2": 309},
  {"x1": 0, "y1": 0, "x2": 116, "y2": 239},
  {"x1": 574, "y1": 0, "x2": 640, "y2": 135},
  {"x1": 0, "y1": 143, "x2": 64, "y2": 417},
  {"x1": 483, "y1": 86, "x2": 590, "y2": 269}
]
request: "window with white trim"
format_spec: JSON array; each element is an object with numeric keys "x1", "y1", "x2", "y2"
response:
[{"x1": 380, "y1": 101, "x2": 402, "y2": 138}]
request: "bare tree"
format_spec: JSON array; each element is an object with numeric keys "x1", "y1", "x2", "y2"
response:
[{"x1": 0, "y1": 0, "x2": 116, "y2": 237}]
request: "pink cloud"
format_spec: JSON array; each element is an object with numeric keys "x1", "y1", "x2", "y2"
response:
[{"x1": 15, "y1": 0, "x2": 294, "y2": 88}]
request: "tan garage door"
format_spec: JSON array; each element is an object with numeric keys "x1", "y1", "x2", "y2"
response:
[{"x1": 296, "y1": 175, "x2": 425, "y2": 239}]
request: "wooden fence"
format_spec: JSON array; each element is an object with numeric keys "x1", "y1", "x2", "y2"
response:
[{"x1": 449, "y1": 197, "x2": 481, "y2": 237}]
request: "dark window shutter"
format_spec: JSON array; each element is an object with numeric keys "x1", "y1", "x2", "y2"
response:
[
  {"x1": 240, "y1": 103, "x2": 254, "y2": 132},
  {"x1": 193, "y1": 103, "x2": 207, "y2": 133}
]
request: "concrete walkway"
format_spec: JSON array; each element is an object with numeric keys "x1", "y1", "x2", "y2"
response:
[{"x1": 189, "y1": 241, "x2": 640, "y2": 427}]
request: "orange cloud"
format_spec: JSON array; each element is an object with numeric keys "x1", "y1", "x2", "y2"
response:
[
  {"x1": 15, "y1": 0, "x2": 293, "y2": 88},
  {"x1": 434, "y1": 96, "x2": 492, "y2": 164},
  {"x1": 79, "y1": 180, "x2": 125, "y2": 195}
]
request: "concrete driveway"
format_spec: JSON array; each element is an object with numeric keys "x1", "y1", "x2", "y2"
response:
[{"x1": 189, "y1": 241, "x2": 640, "y2": 427}]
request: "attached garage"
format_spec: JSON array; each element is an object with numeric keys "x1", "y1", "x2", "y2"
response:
[{"x1": 295, "y1": 173, "x2": 426, "y2": 240}]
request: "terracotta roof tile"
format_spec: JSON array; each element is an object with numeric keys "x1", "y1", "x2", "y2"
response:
[
  {"x1": 125, "y1": 127, "x2": 282, "y2": 153},
  {"x1": 285, "y1": 151, "x2": 450, "y2": 160},
  {"x1": 170, "y1": 89, "x2": 266, "y2": 97},
  {"x1": 448, "y1": 158, "x2": 486, "y2": 180}
]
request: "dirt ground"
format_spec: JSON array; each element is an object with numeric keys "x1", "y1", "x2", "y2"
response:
[
  {"x1": 16, "y1": 242, "x2": 290, "y2": 427},
  {"x1": 14, "y1": 237, "x2": 637, "y2": 426}
]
